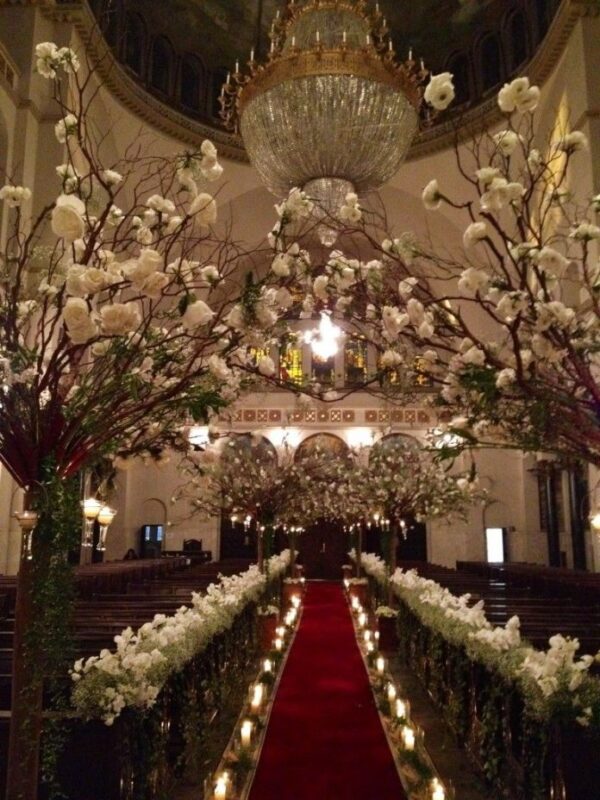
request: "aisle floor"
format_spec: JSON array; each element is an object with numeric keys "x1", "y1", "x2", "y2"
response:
[{"x1": 248, "y1": 581, "x2": 407, "y2": 800}]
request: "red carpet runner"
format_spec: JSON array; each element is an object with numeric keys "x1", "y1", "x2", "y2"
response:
[{"x1": 248, "y1": 582, "x2": 408, "y2": 800}]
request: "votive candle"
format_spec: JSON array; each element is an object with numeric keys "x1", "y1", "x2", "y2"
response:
[
  {"x1": 358, "y1": 612, "x2": 367, "y2": 627},
  {"x1": 396, "y1": 698, "x2": 407, "y2": 719},
  {"x1": 431, "y1": 779, "x2": 445, "y2": 800},
  {"x1": 275, "y1": 637, "x2": 283, "y2": 651},
  {"x1": 387, "y1": 682, "x2": 397, "y2": 703},
  {"x1": 366, "y1": 641, "x2": 374, "y2": 653},
  {"x1": 276, "y1": 626, "x2": 285, "y2": 638},
  {"x1": 263, "y1": 658, "x2": 272, "y2": 673},
  {"x1": 214, "y1": 777, "x2": 227, "y2": 799},
  {"x1": 291, "y1": 595, "x2": 301, "y2": 608},
  {"x1": 363, "y1": 630, "x2": 371, "y2": 643},
  {"x1": 251, "y1": 684, "x2": 263, "y2": 710},
  {"x1": 376, "y1": 656, "x2": 385, "y2": 674},
  {"x1": 402, "y1": 726, "x2": 415, "y2": 751},
  {"x1": 241, "y1": 719, "x2": 253, "y2": 747}
]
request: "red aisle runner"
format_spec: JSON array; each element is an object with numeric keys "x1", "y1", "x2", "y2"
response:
[{"x1": 248, "y1": 582, "x2": 408, "y2": 800}]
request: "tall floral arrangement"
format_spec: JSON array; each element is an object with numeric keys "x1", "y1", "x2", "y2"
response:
[
  {"x1": 0, "y1": 42, "x2": 303, "y2": 799},
  {"x1": 287, "y1": 75, "x2": 600, "y2": 466}
]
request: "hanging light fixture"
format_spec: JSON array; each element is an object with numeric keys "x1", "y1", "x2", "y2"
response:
[
  {"x1": 221, "y1": 0, "x2": 429, "y2": 245},
  {"x1": 303, "y1": 311, "x2": 343, "y2": 358}
]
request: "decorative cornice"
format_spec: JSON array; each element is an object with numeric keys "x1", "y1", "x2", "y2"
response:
[
  {"x1": 35, "y1": 0, "x2": 594, "y2": 166},
  {"x1": 228, "y1": 406, "x2": 436, "y2": 427}
]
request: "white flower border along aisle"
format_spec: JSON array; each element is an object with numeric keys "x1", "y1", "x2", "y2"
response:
[
  {"x1": 356, "y1": 552, "x2": 600, "y2": 729},
  {"x1": 71, "y1": 551, "x2": 291, "y2": 724}
]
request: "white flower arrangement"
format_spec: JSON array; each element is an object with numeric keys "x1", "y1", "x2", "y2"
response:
[
  {"x1": 375, "y1": 605, "x2": 398, "y2": 619},
  {"x1": 71, "y1": 551, "x2": 290, "y2": 725},
  {"x1": 356, "y1": 551, "x2": 600, "y2": 725}
]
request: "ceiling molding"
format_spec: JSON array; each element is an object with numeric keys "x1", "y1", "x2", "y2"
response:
[{"x1": 37, "y1": 0, "x2": 593, "y2": 166}]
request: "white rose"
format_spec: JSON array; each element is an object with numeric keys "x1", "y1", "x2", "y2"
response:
[
  {"x1": 190, "y1": 193, "x2": 217, "y2": 226},
  {"x1": 63, "y1": 297, "x2": 97, "y2": 343},
  {"x1": 570, "y1": 222, "x2": 600, "y2": 241},
  {"x1": 54, "y1": 114, "x2": 78, "y2": 143},
  {"x1": 536, "y1": 247, "x2": 569, "y2": 277},
  {"x1": 80, "y1": 267, "x2": 108, "y2": 295},
  {"x1": 207, "y1": 354, "x2": 230, "y2": 381},
  {"x1": 100, "y1": 302, "x2": 141, "y2": 335},
  {"x1": 182, "y1": 300, "x2": 215, "y2": 330},
  {"x1": 141, "y1": 272, "x2": 169, "y2": 299},
  {"x1": 422, "y1": 179, "x2": 442, "y2": 210},
  {"x1": 0, "y1": 185, "x2": 32, "y2": 207},
  {"x1": 123, "y1": 249, "x2": 162, "y2": 289},
  {"x1": 380, "y1": 349, "x2": 403, "y2": 368},
  {"x1": 102, "y1": 169, "x2": 123, "y2": 186},
  {"x1": 496, "y1": 368, "x2": 516, "y2": 390},
  {"x1": 271, "y1": 253, "x2": 291, "y2": 277},
  {"x1": 424, "y1": 72, "x2": 455, "y2": 111},
  {"x1": 560, "y1": 131, "x2": 588, "y2": 152},
  {"x1": 199, "y1": 265, "x2": 220, "y2": 284},
  {"x1": 51, "y1": 193, "x2": 86, "y2": 241},
  {"x1": 257, "y1": 355, "x2": 276, "y2": 377},
  {"x1": 463, "y1": 222, "x2": 488, "y2": 249},
  {"x1": 497, "y1": 77, "x2": 539, "y2": 114},
  {"x1": 146, "y1": 195, "x2": 176, "y2": 215},
  {"x1": 313, "y1": 275, "x2": 329, "y2": 301},
  {"x1": 493, "y1": 130, "x2": 522, "y2": 156}
]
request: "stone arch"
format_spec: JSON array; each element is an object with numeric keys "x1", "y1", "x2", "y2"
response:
[
  {"x1": 141, "y1": 497, "x2": 167, "y2": 524},
  {"x1": 221, "y1": 432, "x2": 278, "y2": 466}
]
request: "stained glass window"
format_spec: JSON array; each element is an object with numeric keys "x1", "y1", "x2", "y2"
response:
[
  {"x1": 345, "y1": 337, "x2": 368, "y2": 386},
  {"x1": 311, "y1": 352, "x2": 335, "y2": 386},
  {"x1": 279, "y1": 342, "x2": 303, "y2": 385}
]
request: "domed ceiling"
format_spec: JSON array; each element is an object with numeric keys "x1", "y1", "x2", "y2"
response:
[{"x1": 125, "y1": 0, "x2": 505, "y2": 74}]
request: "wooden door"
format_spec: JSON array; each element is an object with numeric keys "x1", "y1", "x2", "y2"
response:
[{"x1": 298, "y1": 519, "x2": 348, "y2": 579}]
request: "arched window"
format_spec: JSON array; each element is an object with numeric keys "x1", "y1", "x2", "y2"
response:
[
  {"x1": 150, "y1": 36, "x2": 174, "y2": 96},
  {"x1": 446, "y1": 52, "x2": 471, "y2": 105},
  {"x1": 180, "y1": 56, "x2": 203, "y2": 111},
  {"x1": 479, "y1": 34, "x2": 503, "y2": 92},
  {"x1": 369, "y1": 434, "x2": 419, "y2": 462},
  {"x1": 99, "y1": 0, "x2": 120, "y2": 48},
  {"x1": 124, "y1": 13, "x2": 145, "y2": 76},
  {"x1": 507, "y1": 11, "x2": 529, "y2": 71},
  {"x1": 535, "y1": 0, "x2": 551, "y2": 39},
  {"x1": 222, "y1": 433, "x2": 277, "y2": 465}
]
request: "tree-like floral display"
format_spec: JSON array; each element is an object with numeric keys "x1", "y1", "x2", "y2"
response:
[
  {"x1": 289, "y1": 75, "x2": 600, "y2": 465},
  {"x1": 0, "y1": 42, "x2": 307, "y2": 798}
]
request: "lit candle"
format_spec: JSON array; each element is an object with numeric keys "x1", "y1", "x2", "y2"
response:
[
  {"x1": 402, "y1": 726, "x2": 415, "y2": 751},
  {"x1": 387, "y1": 682, "x2": 397, "y2": 703},
  {"x1": 270, "y1": 40, "x2": 275, "y2": 53},
  {"x1": 374, "y1": 631, "x2": 380, "y2": 642},
  {"x1": 376, "y1": 656, "x2": 385, "y2": 674},
  {"x1": 276, "y1": 626, "x2": 285, "y2": 638},
  {"x1": 250, "y1": 48, "x2": 255, "y2": 62},
  {"x1": 251, "y1": 684, "x2": 263, "y2": 710},
  {"x1": 342, "y1": 30, "x2": 347, "y2": 43},
  {"x1": 358, "y1": 612, "x2": 367, "y2": 627},
  {"x1": 396, "y1": 698, "x2": 407, "y2": 719},
  {"x1": 363, "y1": 630, "x2": 371, "y2": 643},
  {"x1": 366, "y1": 33, "x2": 371, "y2": 45},
  {"x1": 263, "y1": 658, "x2": 272, "y2": 673},
  {"x1": 351, "y1": 596, "x2": 359, "y2": 610},
  {"x1": 366, "y1": 641, "x2": 374, "y2": 653},
  {"x1": 388, "y1": 38, "x2": 393, "y2": 52},
  {"x1": 235, "y1": 60, "x2": 239, "y2": 73},
  {"x1": 214, "y1": 776, "x2": 227, "y2": 799},
  {"x1": 292, "y1": 35, "x2": 296, "y2": 47},
  {"x1": 431, "y1": 779, "x2": 445, "y2": 800},
  {"x1": 300, "y1": 577, "x2": 306, "y2": 584},
  {"x1": 344, "y1": 579, "x2": 350, "y2": 590},
  {"x1": 275, "y1": 637, "x2": 283, "y2": 651},
  {"x1": 408, "y1": 48, "x2": 413, "y2": 61},
  {"x1": 421, "y1": 58, "x2": 425, "y2": 71},
  {"x1": 291, "y1": 595, "x2": 301, "y2": 608},
  {"x1": 226, "y1": 71, "x2": 231, "y2": 84},
  {"x1": 316, "y1": 30, "x2": 320, "y2": 44},
  {"x1": 241, "y1": 719, "x2": 253, "y2": 747}
]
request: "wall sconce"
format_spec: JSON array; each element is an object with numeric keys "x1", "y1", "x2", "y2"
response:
[
  {"x1": 82, "y1": 497, "x2": 102, "y2": 548},
  {"x1": 96, "y1": 506, "x2": 117, "y2": 551},
  {"x1": 13, "y1": 510, "x2": 38, "y2": 561}
]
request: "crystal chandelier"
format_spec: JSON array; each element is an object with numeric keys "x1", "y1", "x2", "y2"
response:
[{"x1": 220, "y1": 0, "x2": 429, "y2": 244}]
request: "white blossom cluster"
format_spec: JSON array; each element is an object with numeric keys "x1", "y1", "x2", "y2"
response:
[
  {"x1": 71, "y1": 551, "x2": 290, "y2": 724},
  {"x1": 357, "y1": 552, "x2": 600, "y2": 725}
]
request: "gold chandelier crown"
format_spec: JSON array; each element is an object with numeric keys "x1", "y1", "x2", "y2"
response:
[{"x1": 220, "y1": 0, "x2": 430, "y2": 245}]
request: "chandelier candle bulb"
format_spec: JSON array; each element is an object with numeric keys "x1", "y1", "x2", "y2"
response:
[
  {"x1": 240, "y1": 720, "x2": 253, "y2": 747},
  {"x1": 376, "y1": 656, "x2": 385, "y2": 674},
  {"x1": 402, "y1": 726, "x2": 416, "y2": 751},
  {"x1": 396, "y1": 698, "x2": 407, "y2": 719}
]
